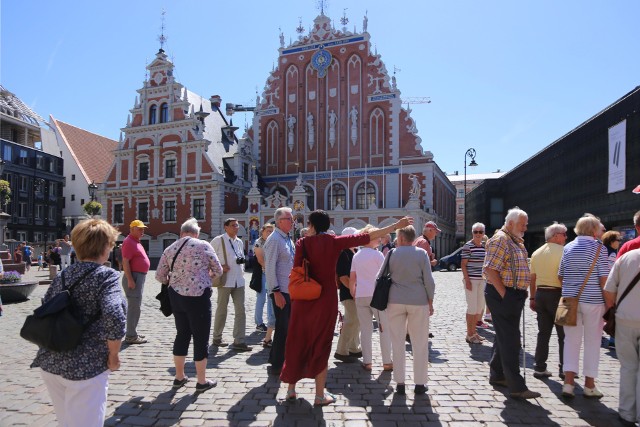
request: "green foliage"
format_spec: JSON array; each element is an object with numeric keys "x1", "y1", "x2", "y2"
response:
[
  {"x1": 83, "y1": 200, "x2": 102, "y2": 216},
  {"x1": 0, "y1": 180, "x2": 11, "y2": 208}
]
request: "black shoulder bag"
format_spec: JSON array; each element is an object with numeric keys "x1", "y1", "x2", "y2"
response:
[
  {"x1": 20, "y1": 265, "x2": 101, "y2": 352},
  {"x1": 603, "y1": 269, "x2": 640, "y2": 337},
  {"x1": 370, "y1": 249, "x2": 394, "y2": 311},
  {"x1": 156, "y1": 238, "x2": 190, "y2": 317}
]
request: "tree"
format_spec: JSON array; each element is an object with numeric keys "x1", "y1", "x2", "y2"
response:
[
  {"x1": 0, "y1": 180, "x2": 11, "y2": 211},
  {"x1": 83, "y1": 200, "x2": 102, "y2": 216}
]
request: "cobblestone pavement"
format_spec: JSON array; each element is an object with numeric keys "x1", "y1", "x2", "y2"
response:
[{"x1": 0, "y1": 268, "x2": 624, "y2": 426}]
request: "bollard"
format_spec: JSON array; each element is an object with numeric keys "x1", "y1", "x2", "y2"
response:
[{"x1": 49, "y1": 265, "x2": 58, "y2": 280}]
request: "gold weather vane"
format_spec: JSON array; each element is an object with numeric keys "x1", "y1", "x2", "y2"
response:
[{"x1": 158, "y1": 9, "x2": 167, "y2": 51}]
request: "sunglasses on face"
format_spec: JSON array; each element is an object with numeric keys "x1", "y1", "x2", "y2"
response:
[{"x1": 472, "y1": 230, "x2": 484, "y2": 234}]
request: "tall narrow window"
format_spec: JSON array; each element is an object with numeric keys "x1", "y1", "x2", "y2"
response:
[
  {"x1": 149, "y1": 105, "x2": 157, "y2": 124},
  {"x1": 164, "y1": 200, "x2": 176, "y2": 222},
  {"x1": 329, "y1": 183, "x2": 346, "y2": 210},
  {"x1": 303, "y1": 184, "x2": 315, "y2": 211},
  {"x1": 160, "y1": 103, "x2": 169, "y2": 123},
  {"x1": 193, "y1": 198, "x2": 205, "y2": 220},
  {"x1": 165, "y1": 159, "x2": 176, "y2": 178},
  {"x1": 356, "y1": 181, "x2": 376, "y2": 209},
  {"x1": 114, "y1": 204, "x2": 124, "y2": 224},
  {"x1": 139, "y1": 162, "x2": 149, "y2": 181},
  {"x1": 138, "y1": 202, "x2": 149, "y2": 223}
]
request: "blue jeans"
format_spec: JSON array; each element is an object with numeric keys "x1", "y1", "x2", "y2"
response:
[{"x1": 254, "y1": 273, "x2": 275, "y2": 327}]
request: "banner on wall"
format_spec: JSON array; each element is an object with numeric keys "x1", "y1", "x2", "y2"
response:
[{"x1": 608, "y1": 119, "x2": 626, "y2": 194}]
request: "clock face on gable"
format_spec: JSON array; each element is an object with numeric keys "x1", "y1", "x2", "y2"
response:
[{"x1": 153, "y1": 72, "x2": 163, "y2": 85}]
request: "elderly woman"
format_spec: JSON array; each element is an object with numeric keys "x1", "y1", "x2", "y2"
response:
[
  {"x1": 558, "y1": 215, "x2": 611, "y2": 398},
  {"x1": 254, "y1": 223, "x2": 275, "y2": 346},
  {"x1": 602, "y1": 230, "x2": 622, "y2": 270},
  {"x1": 349, "y1": 225, "x2": 392, "y2": 372},
  {"x1": 156, "y1": 218, "x2": 223, "y2": 393},
  {"x1": 385, "y1": 225, "x2": 435, "y2": 395},
  {"x1": 31, "y1": 219, "x2": 125, "y2": 427},
  {"x1": 281, "y1": 210, "x2": 411, "y2": 405},
  {"x1": 462, "y1": 222, "x2": 487, "y2": 344}
]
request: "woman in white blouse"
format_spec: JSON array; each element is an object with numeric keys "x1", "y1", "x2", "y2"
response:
[{"x1": 349, "y1": 225, "x2": 392, "y2": 372}]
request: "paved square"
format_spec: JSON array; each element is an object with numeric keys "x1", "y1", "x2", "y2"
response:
[{"x1": 0, "y1": 268, "x2": 623, "y2": 426}]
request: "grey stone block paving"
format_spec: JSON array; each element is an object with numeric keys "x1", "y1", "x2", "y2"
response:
[{"x1": 0, "y1": 268, "x2": 624, "y2": 426}]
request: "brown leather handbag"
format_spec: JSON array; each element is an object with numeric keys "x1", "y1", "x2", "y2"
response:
[{"x1": 555, "y1": 246, "x2": 601, "y2": 327}]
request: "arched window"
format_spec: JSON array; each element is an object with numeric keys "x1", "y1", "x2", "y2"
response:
[
  {"x1": 160, "y1": 103, "x2": 169, "y2": 123},
  {"x1": 328, "y1": 183, "x2": 346, "y2": 209},
  {"x1": 356, "y1": 181, "x2": 376, "y2": 209},
  {"x1": 303, "y1": 184, "x2": 315, "y2": 211},
  {"x1": 149, "y1": 105, "x2": 157, "y2": 124}
]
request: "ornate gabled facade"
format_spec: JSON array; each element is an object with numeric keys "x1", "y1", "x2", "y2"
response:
[
  {"x1": 246, "y1": 12, "x2": 456, "y2": 257},
  {"x1": 102, "y1": 49, "x2": 254, "y2": 265}
]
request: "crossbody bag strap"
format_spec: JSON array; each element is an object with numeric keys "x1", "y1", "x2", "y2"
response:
[
  {"x1": 61, "y1": 264, "x2": 102, "y2": 326},
  {"x1": 616, "y1": 269, "x2": 640, "y2": 307},
  {"x1": 381, "y1": 248, "x2": 394, "y2": 276},
  {"x1": 576, "y1": 245, "x2": 602, "y2": 299},
  {"x1": 170, "y1": 238, "x2": 191, "y2": 273},
  {"x1": 220, "y1": 236, "x2": 228, "y2": 264}
]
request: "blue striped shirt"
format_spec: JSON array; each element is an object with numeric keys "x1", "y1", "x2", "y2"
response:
[{"x1": 558, "y1": 236, "x2": 609, "y2": 304}]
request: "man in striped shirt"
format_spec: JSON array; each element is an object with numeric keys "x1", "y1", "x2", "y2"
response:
[{"x1": 483, "y1": 207, "x2": 540, "y2": 400}]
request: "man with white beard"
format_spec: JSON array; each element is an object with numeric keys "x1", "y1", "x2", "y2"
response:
[{"x1": 483, "y1": 207, "x2": 541, "y2": 400}]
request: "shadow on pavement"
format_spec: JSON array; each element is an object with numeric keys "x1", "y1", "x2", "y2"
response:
[{"x1": 105, "y1": 390, "x2": 194, "y2": 426}]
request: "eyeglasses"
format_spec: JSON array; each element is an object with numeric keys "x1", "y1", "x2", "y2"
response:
[{"x1": 472, "y1": 230, "x2": 484, "y2": 234}]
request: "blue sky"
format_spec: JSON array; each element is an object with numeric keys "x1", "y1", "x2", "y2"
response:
[{"x1": 2, "y1": 0, "x2": 639, "y2": 176}]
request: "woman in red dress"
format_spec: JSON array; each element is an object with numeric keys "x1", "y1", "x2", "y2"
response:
[{"x1": 281, "y1": 210, "x2": 412, "y2": 405}]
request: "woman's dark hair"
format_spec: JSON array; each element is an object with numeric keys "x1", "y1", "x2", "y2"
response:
[{"x1": 308, "y1": 210, "x2": 331, "y2": 233}]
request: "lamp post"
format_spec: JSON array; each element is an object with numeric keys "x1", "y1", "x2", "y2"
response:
[
  {"x1": 0, "y1": 156, "x2": 8, "y2": 249},
  {"x1": 88, "y1": 181, "x2": 98, "y2": 202},
  {"x1": 463, "y1": 148, "x2": 478, "y2": 242}
]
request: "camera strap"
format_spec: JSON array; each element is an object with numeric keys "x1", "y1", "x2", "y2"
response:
[{"x1": 228, "y1": 238, "x2": 242, "y2": 259}]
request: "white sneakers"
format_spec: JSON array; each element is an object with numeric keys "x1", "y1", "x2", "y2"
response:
[
  {"x1": 562, "y1": 383, "x2": 575, "y2": 397},
  {"x1": 561, "y1": 383, "x2": 603, "y2": 398},
  {"x1": 583, "y1": 386, "x2": 604, "y2": 398}
]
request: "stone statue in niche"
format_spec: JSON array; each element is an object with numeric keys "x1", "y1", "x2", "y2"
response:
[
  {"x1": 408, "y1": 174, "x2": 420, "y2": 199},
  {"x1": 328, "y1": 109, "x2": 337, "y2": 146},
  {"x1": 307, "y1": 112, "x2": 315, "y2": 148},
  {"x1": 287, "y1": 114, "x2": 296, "y2": 151},
  {"x1": 349, "y1": 106, "x2": 358, "y2": 145}
]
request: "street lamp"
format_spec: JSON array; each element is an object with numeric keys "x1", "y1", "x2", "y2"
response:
[
  {"x1": 88, "y1": 181, "x2": 98, "y2": 202},
  {"x1": 463, "y1": 148, "x2": 478, "y2": 242}
]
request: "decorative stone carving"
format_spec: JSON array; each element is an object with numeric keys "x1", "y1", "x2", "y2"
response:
[
  {"x1": 307, "y1": 112, "x2": 315, "y2": 149},
  {"x1": 349, "y1": 106, "x2": 358, "y2": 145},
  {"x1": 408, "y1": 174, "x2": 420, "y2": 199},
  {"x1": 328, "y1": 109, "x2": 337, "y2": 146},
  {"x1": 287, "y1": 114, "x2": 296, "y2": 151}
]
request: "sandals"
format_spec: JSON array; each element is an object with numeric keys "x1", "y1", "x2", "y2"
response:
[
  {"x1": 286, "y1": 389, "x2": 297, "y2": 402},
  {"x1": 361, "y1": 363, "x2": 372, "y2": 371},
  {"x1": 314, "y1": 392, "x2": 336, "y2": 406},
  {"x1": 466, "y1": 335, "x2": 483, "y2": 344},
  {"x1": 383, "y1": 363, "x2": 394, "y2": 372}
]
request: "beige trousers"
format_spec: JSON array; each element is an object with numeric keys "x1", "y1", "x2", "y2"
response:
[
  {"x1": 387, "y1": 303, "x2": 430, "y2": 385},
  {"x1": 336, "y1": 299, "x2": 361, "y2": 355}
]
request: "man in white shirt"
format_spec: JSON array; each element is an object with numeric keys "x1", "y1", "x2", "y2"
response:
[{"x1": 211, "y1": 218, "x2": 251, "y2": 352}]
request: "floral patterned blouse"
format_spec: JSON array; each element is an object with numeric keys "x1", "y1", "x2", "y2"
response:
[
  {"x1": 31, "y1": 262, "x2": 126, "y2": 380},
  {"x1": 155, "y1": 237, "x2": 223, "y2": 297}
]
